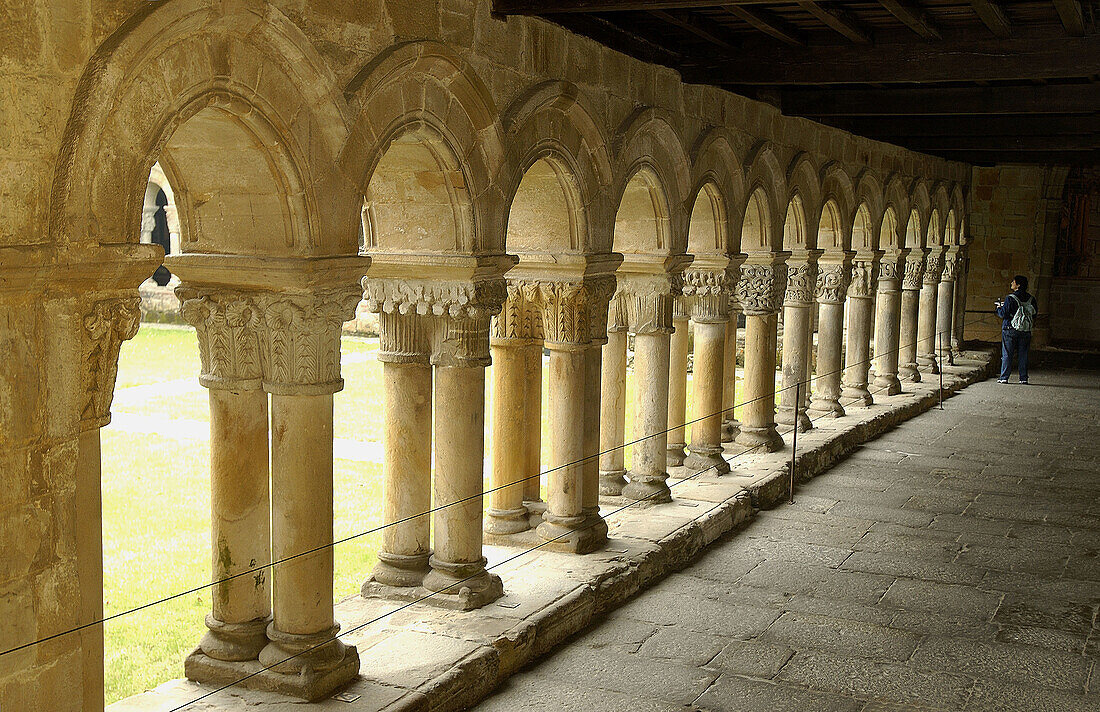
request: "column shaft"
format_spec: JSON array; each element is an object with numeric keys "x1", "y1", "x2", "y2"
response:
[
  {"x1": 721, "y1": 314, "x2": 739, "y2": 442},
  {"x1": 686, "y1": 320, "x2": 729, "y2": 473},
  {"x1": 522, "y1": 343, "x2": 544, "y2": 506},
  {"x1": 666, "y1": 317, "x2": 690, "y2": 466},
  {"x1": 76, "y1": 429, "x2": 104, "y2": 712},
  {"x1": 917, "y1": 280, "x2": 940, "y2": 372},
  {"x1": 873, "y1": 287, "x2": 903, "y2": 395},
  {"x1": 599, "y1": 331, "x2": 628, "y2": 495},
  {"x1": 623, "y1": 331, "x2": 673, "y2": 502},
  {"x1": 203, "y1": 388, "x2": 270, "y2": 660},
  {"x1": 424, "y1": 366, "x2": 502, "y2": 607},
  {"x1": 581, "y1": 345, "x2": 607, "y2": 544},
  {"x1": 841, "y1": 296, "x2": 875, "y2": 406},
  {"x1": 486, "y1": 340, "x2": 532, "y2": 535},
  {"x1": 809, "y1": 302, "x2": 846, "y2": 417},
  {"x1": 937, "y1": 280, "x2": 956, "y2": 367},
  {"x1": 369, "y1": 362, "x2": 432, "y2": 586},
  {"x1": 735, "y1": 313, "x2": 783, "y2": 451},
  {"x1": 898, "y1": 288, "x2": 922, "y2": 382},
  {"x1": 776, "y1": 303, "x2": 813, "y2": 432}
]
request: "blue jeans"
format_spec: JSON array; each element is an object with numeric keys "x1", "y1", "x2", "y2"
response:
[{"x1": 1001, "y1": 329, "x2": 1031, "y2": 381}]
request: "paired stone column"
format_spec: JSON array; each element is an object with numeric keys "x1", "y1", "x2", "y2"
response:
[
  {"x1": 776, "y1": 254, "x2": 818, "y2": 432},
  {"x1": 841, "y1": 255, "x2": 879, "y2": 407},
  {"x1": 682, "y1": 260, "x2": 733, "y2": 474},
  {"x1": 873, "y1": 251, "x2": 905, "y2": 396},
  {"x1": 937, "y1": 251, "x2": 959, "y2": 367},
  {"x1": 487, "y1": 331, "x2": 533, "y2": 536},
  {"x1": 808, "y1": 256, "x2": 851, "y2": 418},
  {"x1": 898, "y1": 250, "x2": 925, "y2": 382},
  {"x1": 362, "y1": 254, "x2": 512, "y2": 609},
  {"x1": 721, "y1": 299, "x2": 741, "y2": 443},
  {"x1": 734, "y1": 257, "x2": 787, "y2": 452},
  {"x1": 618, "y1": 256, "x2": 690, "y2": 503},
  {"x1": 917, "y1": 251, "x2": 944, "y2": 373},
  {"x1": 666, "y1": 307, "x2": 691, "y2": 467},
  {"x1": 599, "y1": 327, "x2": 629, "y2": 495}
]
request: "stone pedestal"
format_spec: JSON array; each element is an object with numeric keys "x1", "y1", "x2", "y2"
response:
[
  {"x1": 841, "y1": 256, "x2": 878, "y2": 407},
  {"x1": 808, "y1": 259, "x2": 850, "y2": 418},
  {"x1": 734, "y1": 260, "x2": 786, "y2": 452},
  {"x1": 898, "y1": 253, "x2": 924, "y2": 382},
  {"x1": 599, "y1": 329, "x2": 629, "y2": 495},
  {"x1": 666, "y1": 313, "x2": 690, "y2": 467},
  {"x1": 873, "y1": 254, "x2": 903, "y2": 396},
  {"x1": 917, "y1": 252, "x2": 943, "y2": 373}
]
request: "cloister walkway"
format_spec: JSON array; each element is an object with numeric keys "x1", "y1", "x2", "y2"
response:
[{"x1": 475, "y1": 356, "x2": 1100, "y2": 712}]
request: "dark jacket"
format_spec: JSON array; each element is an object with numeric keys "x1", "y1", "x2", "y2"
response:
[{"x1": 996, "y1": 288, "x2": 1036, "y2": 331}]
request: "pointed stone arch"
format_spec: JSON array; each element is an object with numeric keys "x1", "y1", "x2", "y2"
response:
[
  {"x1": 854, "y1": 169, "x2": 885, "y2": 252},
  {"x1": 785, "y1": 152, "x2": 823, "y2": 251},
  {"x1": 882, "y1": 174, "x2": 911, "y2": 249},
  {"x1": 688, "y1": 128, "x2": 746, "y2": 255},
  {"x1": 742, "y1": 143, "x2": 786, "y2": 253},
  {"x1": 819, "y1": 163, "x2": 855, "y2": 253}
]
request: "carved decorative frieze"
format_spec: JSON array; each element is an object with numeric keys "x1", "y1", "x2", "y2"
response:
[
  {"x1": 609, "y1": 273, "x2": 683, "y2": 334},
  {"x1": 81, "y1": 296, "x2": 142, "y2": 430},
  {"x1": 815, "y1": 264, "x2": 851, "y2": 304},
  {"x1": 783, "y1": 262, "x2": 817, "y2": 306},
  {"x1": 902, "y1": 257, "x2": 925, "y2": 291},
  {"x1": 847, "y1": 260, "x2": 876, "y2": 299},
  {"x1": 177, "y1": 287, "x2": 262, "y2": 390},
  {"x1": 681, "y1": 268, "x2": 729, "y2": 322},
  {"x1": 924, "y1": 254, "x2": 944, "y2": 285},
  {"x1": 362, "y1": 279, "x2": 507, "y2": 321},
  {"x1": 736, "y1": 263, "x2": 786, "y2": 316}
]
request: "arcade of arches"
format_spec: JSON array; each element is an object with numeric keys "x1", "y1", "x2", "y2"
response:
[{"x1": 0, "y1": 1, "x2": 1002, "y2": 710}]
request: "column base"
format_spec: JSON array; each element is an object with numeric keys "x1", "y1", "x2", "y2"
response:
[
  {"x1": 917, "y1": 355, "x2": 939, "y2": 374},
  {"x1": 199, "y1": 615, "x2": 268, "y2": 662},
  {"x1": 684, "y1": 447, "x2": 730, "y2": 475},
  {"x1": 524, "y1": 498, "x2": 547, "y2": 530},
  {"x1": 666, "y1": 443, "x2": 687, "y2": 468},
  {"x1": 366, "y1": 551, "x2": 430, "y2": 589},
  {"x1": 776, "y1": 407, "x2": 813, "y2": 433},
  {"x1": 873, "y1": 374, "x2": 903, "y2": 396},
  {"x1": 421, "y1": 557, "x2": 504, "y2": 610},
  {"x1": 599, "y1": 469, "x2": 627, "y2": 496},
  {"x1": 484, "y1": 506, "x2": 531, "y2": 535},
  {"x1": 186, "y1": 641, "x2": 359, "y2": 701},
  {"x1": 536, "y1": 512, "x2": 607, "y2": 554},
  {"x1": 734, "y1": 425, "x2": 784, "y2": 453},
  {"x1": 807, "y1": 398, "x2": 845, "y2": 419},
  {"x1": 840, "y1": 385, "x2": 873, "y2": 407},
  {"x1": 899, "y1": 364, "x2": 922, "y2": 382},
  {"x1": 720, "y1": 419, "x2": 740, "y2": 443},
  {"x1": 621, "y1": 474, "x2": 673, "y2": 505}
]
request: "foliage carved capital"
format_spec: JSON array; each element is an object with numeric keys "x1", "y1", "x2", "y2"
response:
[{"x1": 81, "y1": 296, "x2": 142, "y2": 430}]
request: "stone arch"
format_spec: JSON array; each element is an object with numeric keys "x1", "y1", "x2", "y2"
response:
[
  {"x1": 944, "y1": 209, "x2": 959, "y2": 246},
  {"x1": 612, "y1": 108, "x2": 691, "y2": 254},
  {"x1": 853, "y1": 203, "x2": 877, "y2": 253},
  {"x1": 882, "y1": 175, "x2": 911, "y2": 249},
  {"x1": 343, "y1": 41, "x2": 504, "y2": 253},
  {"x1": 687, "y1": 181, "x2": 728, "y2": 254},
  {"x1": 819, "y1": 163, "x2": 855, "y2": 253},
  {"x1": 950, "y1": 183, "x2": 967, "y2": 244},
  {"x1": 742, "y1": 143, "x2": 786, "y2": 253},
  {"x1": 51, "y1": 0, "x2": 355, "y2": 254},
  {"x1": 881, "y1": 207, "x2": 901, "y2": 251},
  {"x1": 689, "y1": 128, "x2": 745, "y2": 254},
  {"x1": 785, "y1": 153, "x2": 822, "y2": 250},
  {"x1": 613, "y1": 166, "x2": 673, "y2": 254},
  {"x1": 854, "y1": 169, "x2": 885, "y2": 252},
  {"x1": 499, "y1": 81, "x2": 613, "y2": 254},
  {"x1": 909, "y1": 180, "x2": 933, "y2": 246},
  {"x1": 924, "y1": 210, "x2": 942, "y2": 248}
]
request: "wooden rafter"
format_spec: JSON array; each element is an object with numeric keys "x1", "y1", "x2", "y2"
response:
[
  {"x1": 723, "y1": 5, "x2": 804, "y2": 45},
  {"x1": 780, "y1": 84, "x2": 1100, "y2": 116},
  {"x1": 877, "y1": 0, "x2": 942, "y2": 39},
  {"x1": 969, "y1": 0, "x2": 1011, "y2": 37},
  {"x1": 648, "y1": 9, "x2": 738, "y2": 50},
  {"x1": 1053, "y1": 0, "x2": 1086, "y2": 35},
  {"x1": 795, "y1": 0, "x2": 871, "y2": 43}
]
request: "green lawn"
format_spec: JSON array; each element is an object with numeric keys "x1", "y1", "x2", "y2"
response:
[{"x1": 101, "y1": 324, "x2": 752, "y2": 704}]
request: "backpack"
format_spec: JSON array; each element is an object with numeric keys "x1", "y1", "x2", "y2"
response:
[{"x1": 1009, "y1": 294, "x2": 1035, "y2": 332}]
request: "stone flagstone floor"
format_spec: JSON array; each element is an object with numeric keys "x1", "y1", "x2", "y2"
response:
[{"x1": 474, "y1": 352, "x2": 1100, "y2": 712}]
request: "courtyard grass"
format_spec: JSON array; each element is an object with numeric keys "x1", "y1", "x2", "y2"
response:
[{"x1": 101, "y1": 324, "x2": 754, "y2": 704}]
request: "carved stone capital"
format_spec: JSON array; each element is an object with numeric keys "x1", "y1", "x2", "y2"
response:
[
  {"x1": 736, "y1": 262, "x2": 786, "y2": 316},
  {"x1": 847, "y1": 260, "x2": 877, "y2": 299},
  {"x1": 81, "y1": 296, "x2": 142, "y2": 430},
  {"x1": 940, "y1": 255, "x2": 958, "y2": 283},
  {"x1": 877, "y1": 254, "x2": 903, "y2": 292},
  {"x1": 362, "y1": 278, "x2": 507, "y2": 322},
  {"x1": 256, "y1": 287, "x2": 362, "y2": 394},
  {"x1": 902, "y1": 256, "x2": 926, "y2": 291},
  {"x1": 610, "y1": 272, "x2": 683, "y2": 334},
  {"x1": 681, "y1": 267, "x2": 730, "y2": 322},
  {"x1": 491, "y1": 282, "x2": 543, "y2": 342},
  {"x1": 177, "y1": 286, "x2": 263, "y2": 390},
  {"x1": 923, "y1": 254, "x2": 945, "y2": 285},
  {"x1": 783, "y1": 262, "x2": 817, "y2": 307},
  {"x1": 815, "y1": 263, "x2": 851, "y2": 304}
]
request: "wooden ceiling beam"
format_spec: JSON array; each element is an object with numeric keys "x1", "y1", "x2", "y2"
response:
[
  {"x1": 722, "y1": 5, "x2": 805, "y2": 45},
  {"x1": 795, "y1": 0, "x2": 872, "y2": 43},
  {"x1": 827, "y1": 114, "x2": 1100, "y2": 138},
  {"x1": 648, "y1": 9, "x2": 739, "y2": 50},
  {"x1": 969, "y1": 0, "x2": 1012, "y2": 37},
  {"x1": 779, "y1": 85, "x2": 1100, "y2": 116},
  {"x1": 899, "y1": 135, "x2": 1100, "y2": 151},
  {"x1": 877, "y1": 0, "x2": 942, "y2": 39},
  {"x1": 1053, "y1": 0, "x2": 1086, "y2": 36},
  {"x1": 924, "y1": 149, "x2": 1099, "y2": 165},
  {"x1": 495, "y1": 0, "x2": 790, "y2": 12},
  {"x1": 688, "y1": 32, "x2": 1100, "y2": 84},
  {"x1": 556, "y1": 14, "x2": 683, "y2": 65}
]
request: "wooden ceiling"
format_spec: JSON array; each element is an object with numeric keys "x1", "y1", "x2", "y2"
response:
[{"x1": 493, "y1": 0, "x2": 1100, "y2": 165}]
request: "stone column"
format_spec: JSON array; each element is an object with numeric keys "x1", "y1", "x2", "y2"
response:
[
  {"x1": 76, "y1": 296, "x2": 141, "y2": 712},
  {"x1": 873, "y1": 253, "x2": 904, "y2": 396},
  {"x1": 683, "y1": 263, "x2": 731, "y2": 474},
  {"x1": 841, "y1": 256, "x2": 878, "y2": 407},
  {"x1": 522, "y1": 341, "x2": 544, "y2": 514},
  {"x1": 936, "y1": 252, "x2": 958, "y2": 367},
  {"x1": 734, "y1": 259, "x2": 786, "y2": 452},
  {"x1": 256, "y1": 287, "x2": 360, "y2": 696},
  {"x1": 898, "y1": 251, "x2": 925, "y2": 382},
  {"x1": 599, "y1": 327, "x2": 629, "y2": 495},
  {"x1": 666, "y1": 307, "x2": 691, "y2": 467},
  {"x1": 776, "y1": 257, "x2": 817, "y2": 432},
  {"x1": 917, "y1": 252, "x2": 943, "y2": 373},
  {"x1": 952, "y1": 248, "x2": 969, "y2": 355},
  {"x1": 581, "y1": 343, "x2": 608, "y2": 542},
  {"x1": 177, "y1": 290, "x2": 273, "y2": 662},
  {"x1": 808, "y1": 258, "x2": 851, "y2": 418},
  {"x1": 721, "y1": 300, "x2": 741, "y2": 442}
]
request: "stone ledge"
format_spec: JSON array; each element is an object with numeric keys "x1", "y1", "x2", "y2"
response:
[{"x1": 110, "y1": 349, "x2": 994, "y2": 712}]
